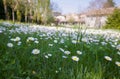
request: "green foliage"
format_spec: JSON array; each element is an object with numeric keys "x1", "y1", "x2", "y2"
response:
[
  {"x1": 0, "y1": 23, "x2": 120, "y2": 79},
  {"x1": 0, "y1": 0, "x2": 53, "y2": 24},
  {"x1": 104, "y1": 8, "x2": 120, "y2": 29}
]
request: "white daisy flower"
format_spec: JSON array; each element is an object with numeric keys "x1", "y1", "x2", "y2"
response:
[
  {"x1": 17, "y1": 41, "x2": 21, "y2": 45},
  {"x1": 7, "y1": 43, "x2": 13, "y2": 48},
  {"x1": 104, "y1": 56, "x2": 112, "y2": 61},
  {"x1": 115, "y1": 61, "x2": 120, "y2": 67},
  {"x1": 48, "y1": 54, "x2": 52, "y2": 57},
  {"x1": 27, "y1": 37, "x2": 35, "y2": 42},
  {"x1": 64, "y1": 51, "x2": 71, "y2": 55},
  {"x1": 32, "y1": 49, "x2": 40, "y2": 54},
  {"x1": 54, "y1": 40, "x2": 58, "y2": 43},
  {"x1": 48, "y1": 44, "x2": 53, "y2": 47},
  {"x1": 59, "y1": 48, "x2": 64, "y2": 52},
  {"x1": 15, "y1": 37, "x2": 21, "y2": 41},
  {"x1": 45, "y1": 55, "x2": 49, "y2": 58},
  {"x1": 76, "y1": 51, "x2": 82, "y2": 55},
  {"x1": 72, "y1": 56, "x2": 79, "y2": 62},
  {"x1": 72, "y1": 40, "x2": 77, "y2": 44},
  {"x1": 62, "y1": 56, "x2": 67, "y2": 58},
  {"x1": 34, "y1": 40, "x2": 39, "y2": 44},
  {"x1": 117, "y1": 52, "x2": 120, "y2": 55}
]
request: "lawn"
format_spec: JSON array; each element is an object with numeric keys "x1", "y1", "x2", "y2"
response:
[{"x1": 0, "y1": 22, "x2": 120, "y2": 79}]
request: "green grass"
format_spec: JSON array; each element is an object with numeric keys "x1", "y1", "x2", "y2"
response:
[{"x1": 0, "y1": 22, "x2": 120, "y2": 79}]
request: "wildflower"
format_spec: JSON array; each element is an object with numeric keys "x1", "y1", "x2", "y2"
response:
[
  {"x1": 27, "y1": 37, "x2": 34, "y2": 42},
  {"x1": 11, "y1": 37, "x2": 21, "y2": 42},
  {"x1": 116, "y1": 45, "x2": 120, "y2": 50},
  {"x1": 7, "y1": 43, "x2": 13, "y2": 48},
  {"x1": 32, "y1": 71, "x2": 36, "y2": 74},
  {"x1": 17, "y1": 41, "x2": 21, "y2": 45},
  {"x1": 32, "y1": 49, "x2": 40, "y2": 54},
  {"x1": 115, "y1": 61, "x2": 120, "y2": 67},
  {"x1": 60, "y1": 39, "x2": 64, "y2": 44},
  {"x1": 62, "y1": 56, "x2": 67, "y2": 58},
  {"x1": 59, "y1": 67, "x2": 62, "y2": 71},
  {"x1": 117, "y1": 52, "x2": 120, "y2": 55},
  {"x1": 101, "y1": 42, "x2": 107, "y2": 45},
  {"x1": 82, "y1": 38, "x2": 88, "y2": 42},
  {"x1": 45, "y1": 55, "x2": 49, "y2": 58},
  {"x1": 34, "y1": 40, "x2": 39, "y2": 44},
  {"x1": 64, "y1": 51, "x2": 70, "y2": 55},
  {"x1": 0, "y1": 30, "x2": 2, "y2": 33},
  {"x1": 72, "y1": 40, "x2": 77, "y2": 44},
  {"x1": 72, "y1": 56, "x2": 79, "y2": 62},
  {"x1": 15, "y1": 37, "x2": 21, "y2": 41},
  {"x1": 104, "y1": 56, "x2": 112, "y2": 61},
  {"x1": 48, "y1": 44, "x2": 53, "y2": 47},
  {"x1": 76, "y1": 51, "x2": 82, "y2": 55},
  {"x1": 54, "y1": 40, "x2": 58, "y2": 43},
  {"x1": 55, "y1": 70, "x2": 58, "y2": 73},
  {"x1": 48, "y1": 54, "x2": 52, "y2": 57},
  {"x1": 59, "y1": 48, "x2": 64, "y2": 52}
]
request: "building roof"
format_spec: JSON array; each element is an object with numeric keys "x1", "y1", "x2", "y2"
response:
[
  {"x1": 52, "y1": 11, "x2": 61, "y2": 17},
  {"x1": 80, "y1": 7, "x2": 118, "y2": 16}
]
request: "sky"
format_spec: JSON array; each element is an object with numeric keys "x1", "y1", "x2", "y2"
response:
[{"x1": 51, "y1": 0, "x2": 120, "y2": 14}]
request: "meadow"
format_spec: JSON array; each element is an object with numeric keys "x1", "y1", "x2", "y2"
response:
[{"x1": 0, "y1": 22, "x2": 120, "y2": 79}]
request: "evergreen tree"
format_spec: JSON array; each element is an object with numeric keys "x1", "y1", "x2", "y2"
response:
[{"x1": 104, "y1": 8, "x2": 120, "y2": 29}]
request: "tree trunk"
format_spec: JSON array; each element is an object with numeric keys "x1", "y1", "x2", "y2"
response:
[
  {"x1": 25, "y1": 8, "x2": 28, "y2": 22},
  {"x1": 12, "y1": 9, "x2": 15, "y2": 22},
  {"x1": 3, "y1": 0, "x2": 9, "y2": 20}
]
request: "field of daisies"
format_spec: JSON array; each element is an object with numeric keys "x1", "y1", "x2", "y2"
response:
[{"x1": 0, "y1": 21, "x2": 120, "y2": 79}]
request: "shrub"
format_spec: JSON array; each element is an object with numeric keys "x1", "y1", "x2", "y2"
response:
[{"x1": 104, "y1": 8, "x2": 120, "y2": 29}]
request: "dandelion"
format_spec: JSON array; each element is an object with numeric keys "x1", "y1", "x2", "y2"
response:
[
  {"x1": 72, "y1": 56, "x2": 79, "y2": 62},
  {"x1": 104, "y1": 56, "x2": 112, "y2": 61},
  {"x1": 32, "y1": 49, "x2": 40, "y2": 54},
  {"x1": 76, "y1": 51, "x2": 82, "y2": 55},
  {"x1": 7, "y1": 43, "x2": 13, "y2": 48},
  {"x1": 64, "y1": 51, "x2": 71, "y2": 55},
  {"x1": 115, "y1": 61, "x2": 120, "y2": 67}
]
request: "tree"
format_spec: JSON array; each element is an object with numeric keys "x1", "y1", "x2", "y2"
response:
[
  {"x1": 104, "y1": 8, "x2": 120, "y2": 29},
  {"x1": 7, "y1": 0, "x2": 19, "y2": 22},
  {"x1": 87, "y1": 0, "x2": 106, "y2": 10},
  {"x1": 3, "y1": 0, "x2": 9, "y2": 20},
  {"x1": 103, "y1": 0, "x2": 115, "y2": 8}
]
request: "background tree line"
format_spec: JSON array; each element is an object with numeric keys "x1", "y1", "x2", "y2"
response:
[{"x1": 0, "y1": 0, "x2": 55, "y2": 24}]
